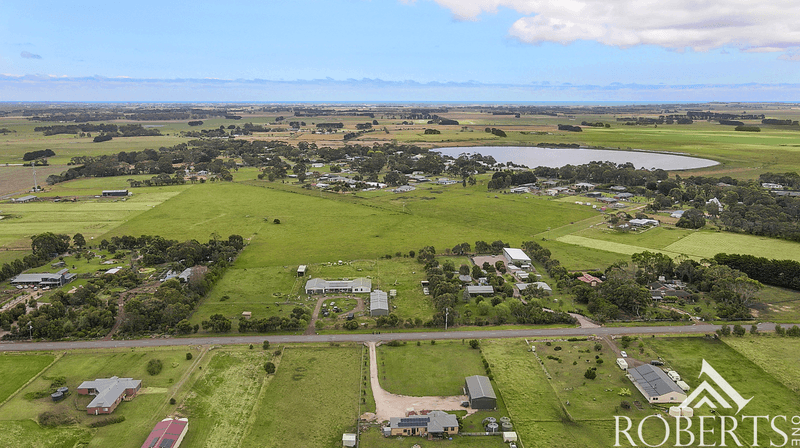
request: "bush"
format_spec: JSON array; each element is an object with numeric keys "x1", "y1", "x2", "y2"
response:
[
  {"x1": 343, "y1": 320, "x2": 358, "y2": 330},
  {"x1": 596, "y1": 358, "x2": 604, "y2": 365},
  {"x1": 620, "y1": 400, "x2": 631, "y2": 409},
  {"x1": 169, "y1": 397, "x2": 176, "y2": 405},
  {"x1": 262, "y1": 340, "x2": 270, "y2": 350},
  {"x1": 584, "y1": 368, "x2": 597, "y2": 380},
  {"x1": 554, "y1": 346, "x2": 562, "y2": 351},
  {"x1": 38, "y1": 411, "x2": 75, "y2": 427},
  {"x1": 788, "y1": 325, "x2": 800, "y2": 337},
  {"x1": 273, "y1": 349, "x2": 282, "y2": 357},
  {"x1": 732, "y1": 324, "x2": 746, "y2": 337},
  {"x1": 775, "y1": 324, "x2": 785, "y2": 336},
  {"x1": 186, "y1": 352, "x2": 193, "y2": 360},
  {"x1": 594, "y1": 343, "x2": 602, "y2": 351},
  {"x1": 386, "y1": 340, "x2": 402, "y2": 347},
  {"x1": 717, "y1": 324, "x2": 731, "y2": 337},
  {"x1": 264, "y1": 362, "x2": 276, "y2": 374},
  {"x1": 88, "y1": 415, "x2": 125, "y2": 428},
  {"x1": 469, "y1": 339, "x2": 480, "y2": 349},
  {"x1": 249, "y1": 344, "x2": 254, "y2": 349},
  {"x1": 147, "y1": 359, "x2": 163, "y2": 376}
]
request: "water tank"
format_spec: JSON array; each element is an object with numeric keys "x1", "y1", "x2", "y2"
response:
[
  {"x1": 501, "y1": 422, "x2": 514, "y2": 431},
  {"x1": 499, "y1": 417, "x2": 511, "y2": 424},
  {"x1": 57, "y1": 387, "x2": 69, "y2": 393},
  {"x1": 482, "y1": 417, "x2": 497, "y2": 425},
  {"x1": 486, "y1": 422, "x2": 499, "y2": 433},
  {"x1": 50, "y1": 391, "x2": 64, "y2": 402},
  {"x1": 681, "y1": 407, "x2": 694, "y2": 418},
  {"x1": 669, "y1": 407, "x2": 681, "y2": 417}
]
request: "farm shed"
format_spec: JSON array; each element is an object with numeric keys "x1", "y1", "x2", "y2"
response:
[
  {"x1": 503, "y1": 432, "x2": 518, "y2": 442},
  {"x1": 102, "y1": 190, "x2": 129, "y2": 197},
  {"x1": 629, "y1": 218, "x2": 659, "y2": 227},
  {"x1": 370, "y1": 290, "x2": 389, "y2": 316},
  {"x1": 11, "y1": 268, "x2": 76, "y2": 287},
  {"x1": 12, "y1": 195, "x2": 38, "y2": 203},
  {"x1": 466, "y1": 285, "x2": 494, "y2": 296},
  {"x1": 297, "y1": 265, "x2": 307, "y2": 277},
  {"x1": 465, "y1": 375, "x2": 497, "y2": 409},
  {"x1": 77, "y1": 376, "x2": 141, "y2": 415},
  {"x1": 305, "y1": 278, "x2": 372, "y2": 294},
  {"x1": 503, "y1": 248, "x2": 531, "y2": 265},
  {"x1": 627, "y1": 365, "x2": 686, "y2": 404},
  {"x1": 388, "y1": 411, "x2": 459, "y2": 436},
  {"x1": 141, "y1": 417, "x2": 189, "y2": 448}
]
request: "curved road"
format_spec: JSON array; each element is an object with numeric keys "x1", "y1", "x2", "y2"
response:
[{"x1": 0, "y1": 322, "x2": 781, "y2": 352}]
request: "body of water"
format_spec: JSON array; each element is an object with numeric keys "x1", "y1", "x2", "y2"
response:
[{"x1": 434, "y1": 146, "x2": 718, "y2": 171}]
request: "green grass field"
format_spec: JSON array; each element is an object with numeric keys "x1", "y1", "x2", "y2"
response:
[
  {"x1": 377, "y1": 340, "x2": 486, "y2": 396},
  {"x1": 723, "y1": 334, "x2": 800, "y2": 393},
  {"x1": 0, "y1": 353, "x2": 55, "y2": 404},
  {"x1": 241, "y1": 345, "x2": 362, "y2": 448}
]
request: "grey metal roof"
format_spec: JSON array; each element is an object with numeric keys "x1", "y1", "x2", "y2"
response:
[
  {"x1": 465, "y1": 375, "x2": 496, "y2": 400},
  {"x1": 466, "y1": 286, "x2": 494, "y2": 294},
  {"x1": 390, "y1": 411, "x2": 458, "y2": 432},
  {"x1": 14, "y1": 195, "x2": 37, "y2": 202},
  {"x1": 370, "y1": 290, "x2": 388, "y2": 311},
  {"x1": 78, "y1": 376, "x2": 141, "y2": 409},
  {"x1": 628, "y1": 365, "x2": 684, "y2": 398}
]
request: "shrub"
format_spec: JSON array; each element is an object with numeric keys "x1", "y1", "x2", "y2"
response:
[
  {"x1": 554, "y1": 346, "x2": 562, "y2": 351},
  {"x1": 88, "y1": 415, "x2": 125, "y2": 428},
  {"x1": 147, "y1": 359, "x2": 163, "y2": 376},
  {"x1": 469, "y1": 339, "x2": 480, "y2": 349},
  {"x1": 594, "y1": 343, "x2": 602, "y2": 351},
  {"x1": 343, "y1": 320, "x2": 358, "y2": 330},
  {"x1": 596, "y1": 358, "x2": 604, "y2": 365},
  {"x1": 38, "y1": 411, "x2": 75, "y2": 427},
  {"x1": 431, "y1": 340, "x2": 436, "y2": 345},
  {"x1": 775, "y1": 324, "x2": 785, "y2": 336},
  {"x1": 262, "y1": 340, "x2": 270, "y2": 350},
  {"x1": 273, "y1": 349, "x2": 282, "y2": 356},
  {"x1": 386, "y1": 340, "x2": 402, "y2": 347},
  {"x1": 620, "y1": 400, "x2": 631, "y2": 409},
  {"x1": 169, "y1": 397, "x2": 176, "y2": 405},
  {"x1": 264, "y1": 362, "x2": 276, "y2": 374},
  {"x1": 249, "y1": 344, "x2": 254, "y2": 349},
  {"x1": 732, "y1": 324, "x2": 746, "y2": 337},
  {"x1": 186, "y1": 353, "x2": 193, "y2": 361},
  {"x1": 788, "y1": 325, "x2": 800, "y2": 337},
  {"x1": 584, "y1": 368, "x2": 597, "y2": 380}
]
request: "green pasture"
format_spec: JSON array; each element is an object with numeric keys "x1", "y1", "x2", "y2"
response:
[
  {"x1": 0, "y1": 353, "x2": 55, "y2": 404},
  {"x1": 663, "y1": 231, "x2": 800, "y2": 262},
  {"x1": 555, "y1": 235, "x2": 684, "y2": 259},
  {"x1": 0, "y1": 420, "x2": 91, "y2": 448},
  {"x1": 179, "y1": 349, "x2": 269, "y2": 448},
  {"x1": 753, "y1": 286, "x2": 800, "y2": 322},
  {"x1": 376, "y1": 340, "x2": 485, "y2": 396},
  {"x1": 724, "y1": 335, "x2": 800, "y2": 393},
  {"x1": 241, "y1": 345, "x2": 362, "y2": 448}
]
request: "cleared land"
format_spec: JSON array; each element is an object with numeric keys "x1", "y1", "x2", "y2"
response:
[{"x1": 0, "y1": 353, "x2": 55, "y2": 403}]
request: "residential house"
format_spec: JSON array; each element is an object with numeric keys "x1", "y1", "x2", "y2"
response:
[
  {"x1": 77, "y1": 376, "x2": 141, "y2": 415},
  {"x1": 387, "y1": 411, "x2": 459, "y2": 437},
  {"x1": 627, "y1": 365, "x2": 686, "y2": 404}
]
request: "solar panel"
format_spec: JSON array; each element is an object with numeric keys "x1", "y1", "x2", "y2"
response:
[
  {"x1": 159, "y1": 439, "x2": 175, "y2": 448},
  {"x1": 397, "y1": 417, "x2": 429, "y2": 427}
]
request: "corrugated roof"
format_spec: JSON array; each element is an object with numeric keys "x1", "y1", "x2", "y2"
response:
[
  {"x1": 78, "y1": 377, "x2": 141, "y2": 409},
  {"x1": 370, "y1": 290, "x2": 388, "y2": 311},
  {"x1": 465, "y1": 375, "x2": 496, "y2": 400},
  {"x1": 629, "y1": 365, "x2": 684, "y2": 398},
  {"x1": 466, "y1": 286, "x2": 494, "y2": 294},
  {"x1": 503, "y1": 248, "x2": 531, "y2": 262}
]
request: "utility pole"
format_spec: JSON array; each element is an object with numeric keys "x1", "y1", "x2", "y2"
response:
[{"x1": 445, "y1": 307, "x2": 449, "y2": 331}]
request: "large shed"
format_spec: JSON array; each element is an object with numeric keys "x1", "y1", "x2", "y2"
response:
[
  {"x1": 628, "y1": 364, "x2": 687, "y2": 404},
  {"x1": 502, "y1": 248, "x2": 531, "y2": 265},
  {"x1": 141, "y1": 418, "x2": 189, "y2": 448},
  {"x1": 465, "y1": 375, "x2": 497, "y2": 409},
  {"x1": 370, "y1": 290, "x2": 389, "y2": 316}
]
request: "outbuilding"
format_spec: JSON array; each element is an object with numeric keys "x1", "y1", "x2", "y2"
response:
[
  {"x1": 102, "y1": 190, "x2": 129, "y2": 197},
  {"x1": 627, "y1": 365, "x2": 687, "y2": 404},
  {"x1": 502, "y1": 248, "x2": 531, "y2": 265},
  {"x1": 465, "y1": 375, "x2": 497, "y2": 409},
  {"x1": 370, "y1": 290, "x2": 389, "y2": 316},
  {"x1": 141, "y1": 418, "x2": 189, "y2": 448}
]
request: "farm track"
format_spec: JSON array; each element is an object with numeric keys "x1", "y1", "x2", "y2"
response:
[{"x1": 0, "y1": 322, "x2": 789, "y2": 352}]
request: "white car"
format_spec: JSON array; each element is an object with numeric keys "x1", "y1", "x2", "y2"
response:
[{"x1": 621, "y1": 351, "x2": 628, "y2": 358}]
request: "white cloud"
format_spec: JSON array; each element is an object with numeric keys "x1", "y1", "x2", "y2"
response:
[{"x1": 420, "y1": 0, "x2": 800, "y2": 54}]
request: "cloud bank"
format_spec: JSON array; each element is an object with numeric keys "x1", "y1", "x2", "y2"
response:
[
  {"x1": 1, "y1": 74, "x2": 799, "y2": 102},
  {"x1": 422, "y1": 0, "x2": 800, "y2": 54},
  {"x1": 20, "y1": 51, "x2": 42, "y2": 59}
]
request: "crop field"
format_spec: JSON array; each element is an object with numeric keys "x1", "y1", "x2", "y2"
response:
[
  {"x1": 240, "y1": 345, "x2": 362, "y2": 448},
  {"x1": 377, "y1": 340, "x2": 486, "y2": 396}
]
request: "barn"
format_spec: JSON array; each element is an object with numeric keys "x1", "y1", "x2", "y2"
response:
[
  {"x1": 370, "y1": 290, "x2": 389, "y2": 316},
  {"x1": 627, "y1": 364, "x2": 687, "y2": 404},
  {"x1": 465, "y1": 375, "x2": 497, "y2": 409},
  {"x1": 141, "y1": 418, "x2": 189, "y2": 448}
]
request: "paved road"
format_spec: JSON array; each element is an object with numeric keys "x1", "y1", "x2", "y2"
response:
[{"x1": 0, "y1": 322, "x2": 781, "y2": 352}]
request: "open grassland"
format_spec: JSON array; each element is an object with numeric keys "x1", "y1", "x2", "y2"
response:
[
  {"x1": 723, "y1": 335, "x2": 800, "y2": 393},
  {"x1": 377, "y1": 340, "x2": 486, "y2": 396},
  {"x1": 555, "y1": 235, "x2": 685, "y2": 259},
  {"x1": 754, "y1": 286, "x2": 800, "y2": 322},
  {"x1": 179, "y1": 349, "x2": 269, "y2": 448},
  {"x1": 663, "y1": 231, "x2": 800, "y2": 262},
  {"x1": 241, "y1": 345, "x2": 362, "y2": 448},
  {"x1": 0, "y1": 420, "x2": 91, "y2": 448},
  {"x1": 0, "y1": 353, "x2": 55, "y2": 404}
]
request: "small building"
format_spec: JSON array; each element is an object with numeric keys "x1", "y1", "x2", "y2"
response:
[
  {"x1": 12, "y1": 195, "x2": 38, "y2": 203},
  {"x1": 342, "y1": 433, "x2": 357, "y2": 447},
  {"x1": 610, "y1": 185, "x2": 627, "y2": 192},
  {"x1": 509, "y1": 187, "x2": 530, "y2": 194},
  {"x1": 629, "y1": 218, "x2": 659, "y2": 227},
  {"x1": 465, "y1": 375, "x2": 497, "y2": 409},
  {"x1": 517, "y1": 281, "x2": 551, "y2": 294},
  {"x1": 304, "y1": 278, "x2": 372, "y2": 294},
  {"x1": 614, "y1": 192, "x2": 635, "y2": 200},
  {"x1": 102, "y1": 190, "x2": 129, "y2": 197},
  {"x1": 503, "y1": 248, "x2": 531, "y2": 265},
  {"x1": 458, "y1": 274, "x2": 472, "y2": 283},
  {"x1": 762, "y1": 182, "x2": 783, "y2": 190},
  {"x1": 370, "y1": 290, "x2": 389, "y2": 316},
  {"x1": 393, "y1": 185, "x2": 416, "y2": 193},
  {"x1": 178, "y1": 267, "x2": 193, "y2": 283},
  {"x1": 297, "y1": 265, "x2": 307, "y2": 277},
  {"x1": 627, "y1": 365, "x2": 687, "y2": 404},
  {"x1": 597, "y1": 197, "x2": 618, "y2": 204},
  {"x1": 670, "y1": 210, "x2": 685, "y2": 219},
  {"x1": 388, "y1": 410, "x2": 459, "y2": 436},
  {"x1": 503, "y1": 432, "x2": 519, "y2": 443},
  {"x1": 466, "y1": 285, "x2": 494, "y2": 296},
  {"x1": 577, "y1": 273, "x2": 603, "y2": 286},
  {"x1": 77, "y1": 376, "x2": 141, "y2": 415},
  {"x1": 574, "y1": 182, "x2": 596, "y2": 191},
  {"x1": 141, "y1": 418, "x2": 189, "y2": 448},
  {"x1": 104, "y1": 267, "x2": 123, "y2": 275},
  {"x1": 586, "y1": 191, "x2": 603, "y2": 198},
  {"x1": 241, "y1": 311, "x2": 252, "y2": 320}
]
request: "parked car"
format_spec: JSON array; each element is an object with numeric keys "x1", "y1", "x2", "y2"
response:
[
  {"x1": 621, "y1": 351, "x2": 628, "y2": 358},
  {"x1": 650, "y1": 360, "x2": 664, "y2": 366}
]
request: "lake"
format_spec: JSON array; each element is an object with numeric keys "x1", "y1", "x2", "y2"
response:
[{"x1": 434, "y1": 146, "x2": 718, "y2": 171}]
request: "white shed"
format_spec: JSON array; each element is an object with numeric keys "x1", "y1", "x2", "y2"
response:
[
  {"x1": 342, "y1": 433, "x2": 356, "y2": 447},
  {"x1": 503, "y1": 432, "x2": 518, "y2": 442}
]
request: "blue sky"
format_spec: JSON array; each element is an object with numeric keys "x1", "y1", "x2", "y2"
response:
[{"x1": 2, "y1": 0, "x2": 800, "y2": 101}]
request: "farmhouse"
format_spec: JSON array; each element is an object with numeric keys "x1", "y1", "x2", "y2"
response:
[
  {"x1": 393, "y1": 185, "x2": 416, "y2": 193},
  {"x1": 304, "y1": 278, "x2": 372, "y2": 294},
  {"x1": 387, "y1": 411, "x2": 459, "y2": 436},
  {"x1": 503, "y1": 248, "x2": 531, "y2": 265},
  {"x1": 629, "y1": 218, "x2": 659, "y2": 227},
  {"x1": 370, "y1": 290, "x2": 389, "y2": 316},
  {"x1": 577, "y1": 273, "x2": 603, "y2": 286},
  {"x1": 102, "y1": 190, "x2": 129, "y2": 197},
  {"x1": 585, "y1": 191, "x2": 603, "y2": 198},
  {"x1": 509, "y1": 186, "x2": 530, "y2": 193},
  {"x1": 77, "y1": 376, "x2": 141, "y2": 415},
  {"x1": 141, "y1": 418, "x2": 189, "y2": 448},
  {"x1": 614, "y1": 192, "x2": 634, "y2": 200},
  {"x1": 465, "y1": 375, "x2": 497, "y2": 409},
  {"x1": 627, "y1": 365, "x2": 686, "y2": 404},
  {"x1": 11, "y1": 268, "x2": 76, "y2": 287}
]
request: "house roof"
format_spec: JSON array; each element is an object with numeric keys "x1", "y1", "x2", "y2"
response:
[
  {"x1": 577, "y1": 273, "x2": 603, "y2": 284},
  {"x1": 503, "y1": 248, "x2": 531, "y2": 262},
  {"x1": 458, "y1": 275, "x2": 472, "y2": 283},
  {"x1": 78, "y1": 376, "x2": 141, "y2": 409},
  {"x1": 466, "y1": 286, "x2": 494, "y2": 294},
  {"x1": 465, "y1": 375, "x2": 496, "y2": 400},
  {"x1": 628, "y1": 365, "x2": 684, "y2": 398},
  {"x1": 141, "y1": 418, "x2": 188, "y2": 448},
  {"x1": 390, "y1": 411, "x2": 458, "y2": 432}
]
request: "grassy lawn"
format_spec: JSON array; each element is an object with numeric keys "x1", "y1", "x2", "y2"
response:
[
  {"x1": 376, "y1": 340, "x2": 485, "y2": 396},
  {"x1": 0, "y1": 353, "x2": 55, "y2": 404},
  {"x1": 240, "y1": 345, "x2": 362, "y2": 448},
  {"x1": 178, "y1": 348, "x2": 270, "y2": 448},
  {"x1": 723, "y1": 334, "x2": 800, "y2": 393},
  {"x1": 0, "y1": 420, "x2": 91, "y2": 448},
  {"x1": 663, "y1": 231, "x2": 800, "y2": 262}
]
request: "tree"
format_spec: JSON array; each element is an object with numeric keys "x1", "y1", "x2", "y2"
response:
[
  {"x1": 31, "y1": 232, "x2": 70, "y2": 257},
  {"x1": 584, "y1": 368, "x2": 597, "y2": 380},
  {"x1": 186, "y1": 352, "x2": 193, "y2": 360},
  {"x1": 262, "y1": 340, "x2": 270, "y2": 350},
  {"x1": 717, "y1": 324, "x2": 731, "y2": 337},
  {"x1": 147, "y1": 359, "x2": 163, "y2": 375},
  {"x1": 175, "y1": 319, "x2": 193, "y2": 335},
  {"x1": 676, "y1": 208, "x2": 706, "y2": 229},
  {"x1": 72, "y1": 233, "x2": 86, "y2": 249},
  {"x1": 264, "y1": 362, "x2": 276, "y2": 374},
  {"x1": 469, "y1": 339, "x2": 480, "y2": 349},
  {"x1": 732, "y1": 324, "x2": 746, "y2": 337},
  {"x1": 750, "y1": 324, "x2": 759, "y2": 335},
  {"x1": 631, "y1": 251, "x2": 674, "y2": 284}
]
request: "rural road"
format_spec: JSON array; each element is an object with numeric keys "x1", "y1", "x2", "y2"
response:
[{"x1": 0, "y1": 322, "x2": 783, "y2": 352}]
